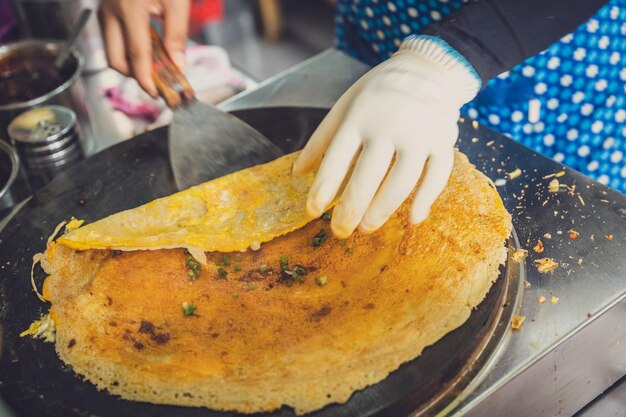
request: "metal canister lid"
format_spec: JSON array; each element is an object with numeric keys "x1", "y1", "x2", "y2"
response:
[{"x1": 8, "y1": 105, "x2": 77, "y2": 148}]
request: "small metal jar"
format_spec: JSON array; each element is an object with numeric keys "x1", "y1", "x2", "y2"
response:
[{"x1": 8, "y1": 105, "x2": 84, "y2": 190}]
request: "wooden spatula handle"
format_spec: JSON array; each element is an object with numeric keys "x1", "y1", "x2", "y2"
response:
[{"x1": 150, "y1": 27, "x2": 194, "y2": 108}]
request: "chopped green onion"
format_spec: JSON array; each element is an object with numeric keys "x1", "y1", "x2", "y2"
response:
[
  {"x1": 186, "y1": 256, "x2": 201, "y2": 271},
  {"x1": 222, "y1": 256, "x2": 231, "y2": 266},
  {"x1": 214, "y1": 259, "x2": 222, "y2": 266},
  {"x1": 346, "y1": 247, "x2": 353, "y2": 254},
  {"x1": 312, "y1": 229, "x2": 328, "y2": 247},
  {"x1": 246, "y1": 283, "x2": 255, "y2": 290},
  {"x1": 234, "y1": 263, "x2": 242, "y2": 271},
  {"x1": 322, "y1": 211, "x2": 332, "y2": 221},
  {"x1": 316, "y1": 276, "x2": 328, "y2": 287},
  {"x1": 182, "y1": 302, "x2": 197, "y2": 316},
  {"x1": 185, "y1": 256, "x2": 201, "y2": 280},
  {"x1": 279, "y1": 256, "x2": 289, "y2": 271},
  {"x1": 294, "y1": 266, "x2": 307, "y2": 275},
  {"x1": 259, "y1": 264, "x2": 270, "y2": 273},
  {"x1": 341, "y1": 239, "x2": 347, "y2": 246},
  {"x1": 217, "y1": 267, "x2": 228, "y2": 277}
]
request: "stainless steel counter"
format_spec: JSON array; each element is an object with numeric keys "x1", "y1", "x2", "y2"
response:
[{"x1": 50, "y1": 48, "x2": 626, "y2": 416}]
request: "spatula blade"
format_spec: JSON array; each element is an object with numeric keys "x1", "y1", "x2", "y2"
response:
[{"x1": 169, "y1": 101, "x2": 283, "y2": 190}]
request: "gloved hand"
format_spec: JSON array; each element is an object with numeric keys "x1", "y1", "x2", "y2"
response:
[
  {"x1": 99, "y1": 0, "x2": 190, "y2": 97},
  {"x1": 293, "y1": 35, "x2": 481, "y2": 238}
]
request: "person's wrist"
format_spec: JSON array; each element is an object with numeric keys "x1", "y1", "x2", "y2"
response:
[{"x1": 398, "y1": 35, "x2": 481, "y2": 105}]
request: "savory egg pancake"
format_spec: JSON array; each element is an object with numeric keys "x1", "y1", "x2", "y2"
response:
[
  {"x1": 38, "y1": 151, "x2": 511, "y2": 415},
  {"x1": 58, "y1": 152, "x2": 317, "y2": 255}
]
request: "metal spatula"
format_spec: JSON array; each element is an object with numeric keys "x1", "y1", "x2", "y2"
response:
[{"x1": 150, "y1": 28, "x2": 283, "y2": 190}]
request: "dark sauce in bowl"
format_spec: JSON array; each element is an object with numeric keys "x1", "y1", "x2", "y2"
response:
[{"x1": 0, "y1": 49, "x2": 71, "y2": 106}]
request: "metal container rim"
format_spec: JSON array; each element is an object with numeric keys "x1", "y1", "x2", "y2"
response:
[
  {"x1": 0, "y1": 140, "x2": 20, "y2": 201},
  {"x1": 0, "y1": 39, "x2": 84, "y2": 112},
  {"x1": 9, "y1": 105, "x2": 78, "y2": 146}
]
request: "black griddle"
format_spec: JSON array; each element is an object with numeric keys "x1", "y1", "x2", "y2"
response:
[{"x1": 0, "y1": 107, "x2": 517, "y2": 417}]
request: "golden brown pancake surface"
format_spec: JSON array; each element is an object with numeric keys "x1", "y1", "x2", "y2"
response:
[{"x1": 41, "y1": 151, "x2": 511, "y2": 414}]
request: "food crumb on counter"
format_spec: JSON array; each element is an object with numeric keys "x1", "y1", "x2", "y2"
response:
[
  {"x1": 604, "y1": 234, "x2": 614, "y2": 241},
  {"x1": 511, "y1": 315, "x2": 525, "y2": 330},
  {"x1": 568, "y1": 229, "x2": 580, "y2": 239},
  {"x1": 533, "y1": 240, "x2": 544, "y2": 253},
  {"x1": 524, "y1": 280, "x2": 532, "y2": 289},
  {"x1": 512, "y1": 249, "x2": 528, "y2": 263},
  {"x1": 543, "y1": 171, "x2": 566, "y2": 179},
  {"x1": 550, "y1": 296, "x2": 559, "y2": 304},
  {"x1": 534, "y1": 258, "x2": 559, "y2": 273},
  {"x1": 548, "y1": 179, "x2": 560, "y2": 193},
  {"x1": 538, "y1": 296, "x2": 546, "y2": 304},
  {"x1": 507, "y1": 168, "x2": 522, "y2": 180}
]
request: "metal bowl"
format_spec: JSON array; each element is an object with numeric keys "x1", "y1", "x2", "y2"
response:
[
  {"x1": 0, "y1": 39, "x2": 92, "y2": 150},
  {"x1": 0, "y1": 140, "x2": 29, "y2": 214}
]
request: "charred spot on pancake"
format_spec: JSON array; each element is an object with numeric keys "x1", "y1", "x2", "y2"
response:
[
  {"x1": 111, "y1": 250, "x2": 123, "y2": 258},
  {"x1": 241, "y1": 269, "x2": 272, "y2": 282},
  {"x1": 106, "y1": 296, "x2": 113, "y2": 306},
  {"x1": 363, "y1": 303, "x2": 375, "y2": 310},
  {"x1": 133, "y1": 342, "x2": 145, "y2": 350},
  {"x1": 108, "y1": 321, "x2": 117, "y2": 327},
  {"x1": 311, "y1": 305, "x2": 331, "y2": 321},
  {"x1": 152, "y1": 333, "x2": 170, "y2": 344},
  {"x1": 137, "y1": 320, "x2": 170, "y2": 344},
  {"x1": 211, "y1": 332, "x2": 220, "y2": 338},
  {"x1": 67, "y1": 339, "x2": 76, "y2": 348},
  {"x1": 139, "y1": 320, "x2": 155, "y2": 334}
]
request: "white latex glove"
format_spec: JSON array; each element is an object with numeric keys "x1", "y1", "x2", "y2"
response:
[{"x1": 292, "y1": 36, "x2": 481, "y2": 238}]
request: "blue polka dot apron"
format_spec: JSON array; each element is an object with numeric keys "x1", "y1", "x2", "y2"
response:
[{"x1": 336, "y1": 0, "x2": 626, "y2": 193}]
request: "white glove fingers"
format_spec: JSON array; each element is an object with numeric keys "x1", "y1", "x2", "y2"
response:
[
  {"x1": 359, "y1": 152, "x2": 428, "y2": 233},
  {"x1": 410, "y1": 149, "x2": 455, "y2": 224},
  {"x1": 293, "y1": 98, "x2": 352, "y2": 175},
  {"x1": 331, "y1": 139, "x2": 395, "y2": 238},
  {"x1": 305, "y1": 128, "x2": 361, "y2": 218}
]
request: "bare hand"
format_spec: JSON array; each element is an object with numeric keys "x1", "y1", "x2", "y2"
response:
[{"x1": 99, "y1": 0, "x2": 190, "y2": 97}]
